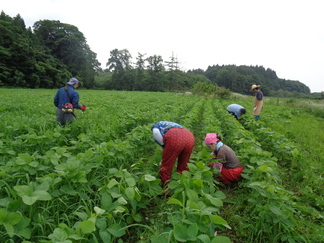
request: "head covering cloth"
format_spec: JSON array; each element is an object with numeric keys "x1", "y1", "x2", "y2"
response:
[{"x1": 205, "y1": 133, "x2": 220, "y2": 144}]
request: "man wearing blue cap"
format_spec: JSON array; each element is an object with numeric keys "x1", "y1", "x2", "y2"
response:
[
  {"x1": 226, "y1": 104, "x2": 246, "y2": 120},
  {"x1": 54, "y1": 78, "x2": 87, "y2": 126}
]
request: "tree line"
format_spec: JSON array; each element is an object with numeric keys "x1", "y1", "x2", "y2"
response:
[
  {"x1": 0, "y1": 11, "x2": 313, "y2": 97},
  {"x1": 97, "y1": 49, "x2": 212, "y2": 92},
  {"x1": 198, "y1": 65, "x2": 311, "y2": 96},
  {"x1": 0, "y1": 11, "x2": 100, "y2": 89}
]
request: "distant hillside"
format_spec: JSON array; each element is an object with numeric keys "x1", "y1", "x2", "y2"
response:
[{"x1": 188, "y1": 64, "x2": 311, "y2": 96}]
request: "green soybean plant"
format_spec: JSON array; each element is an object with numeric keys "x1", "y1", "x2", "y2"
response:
[{"x1": 149, "y1": 160, "x2": 231, "y2": 243}]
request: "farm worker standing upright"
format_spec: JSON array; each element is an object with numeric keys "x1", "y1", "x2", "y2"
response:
[
  {"x1": 251, "y1": 84, "x2": 264, "y2": 121},
  {"x1": 226, "y1": 104, "x2": 246, "y2": 120},
  {"x1": 54, "y1": 78, "x2": 87, "y2": 126},
  {"x1": 151, "y1": 121, "x2": 195, "y2": 190},
  {"x1": 205, "y1": 133, "x2": 244, "y2": 184}
]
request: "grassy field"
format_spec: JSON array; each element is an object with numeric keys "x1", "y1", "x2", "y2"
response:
[{"x1": 0, "y1": 89, "x2": 323, "y2": 243}]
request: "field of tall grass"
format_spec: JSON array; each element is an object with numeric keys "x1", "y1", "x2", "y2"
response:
[{"x1": 0, "y1": 89, "x2": 323, "y2": 243}]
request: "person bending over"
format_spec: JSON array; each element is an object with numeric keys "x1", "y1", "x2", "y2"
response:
[
  {"x1": 151, "y1": 121, "x2": 195, "y2": 191},
  {"x1": 227, "y1": 104, "x2": 246, "y2": 120}
]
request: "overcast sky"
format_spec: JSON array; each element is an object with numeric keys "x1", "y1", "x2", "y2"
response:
[{"x1": 2, "y1": 0, "x2": 323, "y2": 92}]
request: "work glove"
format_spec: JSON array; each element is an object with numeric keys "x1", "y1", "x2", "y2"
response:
[{"x1": 81, "y1": 105, "x2": 87, "y2": 111}]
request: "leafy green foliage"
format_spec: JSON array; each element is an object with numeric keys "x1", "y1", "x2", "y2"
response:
[
  {"x1": 33, "y1": 19, "x2": 101, "y2": 88},
  {"x1": 0, "y1": 11, "x2": 99, "y2": 89},
  {"x1": 0, "y1": 89, "x2": 323, "y2": 242},
  {"x1": 203, "y1": 64, "x2": 311, "y2": 96}
]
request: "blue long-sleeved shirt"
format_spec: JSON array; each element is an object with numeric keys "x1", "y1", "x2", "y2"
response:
[
  {"x1": 54, "y1": 85, "x2": 81, "y2": 109},
  {"x1": 226, "y1": 104, "x2": 245, "y2": 118}
]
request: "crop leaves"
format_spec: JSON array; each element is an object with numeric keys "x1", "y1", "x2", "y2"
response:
[
  {"x1": 0, "y1": 209, "x2": 23, "y2": 237},
  {"x1": 0, "y1": 90, "x2": 322, "y2": 242},
  {"x1": 210, "y1": 215, "x2": 231, "y2": 229},
  {"x1": 211, "y1": 236, "x2": 231, "y2": 243},
  {"x1": 79, "y1": 219, "x2": 96, "y2": 234},
  {"x1": 48, "y1": 228, "x2": 70, "y2": 242},
  {"x1": 174, "y1": 223, "x2": 198, "y2": 242},
  {"x1": 167, "y1": 198, "x2": 183, "y2": 207},
  {"x1": 107, "y1": 223, "x2": 126, "y2": 237},
  {"x1": 99, "y1": 229, "x2": 111, "y2": 242},
  {"x1": 125, "y1": 187, "x2": 135, "y2": 200},
  {"x1": 14, "y1": 182, "x2": 52, "y2": 205}
]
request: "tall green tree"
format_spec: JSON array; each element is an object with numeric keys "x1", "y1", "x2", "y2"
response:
[
  {"x1": 0, "y1": 12, "x2": 34, "y2": 87},
  {"x1": 0, "y1": 12, "x2": 71, "y2": 88},
  {"x1": 33, "y1": 20, "x2": 100, "y2": 88},
  {"x1": 215, "y1": 69, "x2": 230, "y2": 88},
  {"x1": 228, "y1": 66, "x2": 237, "y2": 92},
  {"x1": 146, "y1": 55, "x2": 165, "y2": 91},
  {"x1": 165, "y1": 52, "x2": 179, "y2": 91},
  {"x1": 134, "y1": 52, "x2": 147, "y2": 90},
  {"x1": 106, "y1": 49, "x2": 134, "y2": 90}
]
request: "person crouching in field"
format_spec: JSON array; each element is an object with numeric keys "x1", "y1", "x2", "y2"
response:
[
  {"x1": 226, "y1": 104, "x2": 246, "y2": 120},
  {"x1": 151, "y1": 121, "x2": 195, "y2": 192},
  {"x1": 205, "y1": 133, "x2": 244, "y2": 184}
]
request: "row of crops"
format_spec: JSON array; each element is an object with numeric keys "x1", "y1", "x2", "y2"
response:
[{"x1": 0, "y1": 89, "x2": 323, "y2": 242}]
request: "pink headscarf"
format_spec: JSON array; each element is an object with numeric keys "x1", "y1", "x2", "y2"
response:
[{"x1": 204, "y1": 133, "x2": 220, "y2": 144}]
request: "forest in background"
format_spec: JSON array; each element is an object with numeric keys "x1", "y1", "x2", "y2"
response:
[{"x1": 1, "y1": 11, "x2": 322, "y2": 98}]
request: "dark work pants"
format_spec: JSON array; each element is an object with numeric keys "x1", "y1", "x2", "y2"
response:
[{"x1": 56, "y1": 108, "x2": 75, "y2": 126}]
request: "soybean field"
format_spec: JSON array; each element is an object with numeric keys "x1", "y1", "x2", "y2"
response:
[{"x1": 0, "y1": 89, "x2": 323, "y2": 243}]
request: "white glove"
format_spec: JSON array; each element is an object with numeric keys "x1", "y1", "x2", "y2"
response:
[{"x1": 253, "y1": 106, "x2": 257, "y2": 111}]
